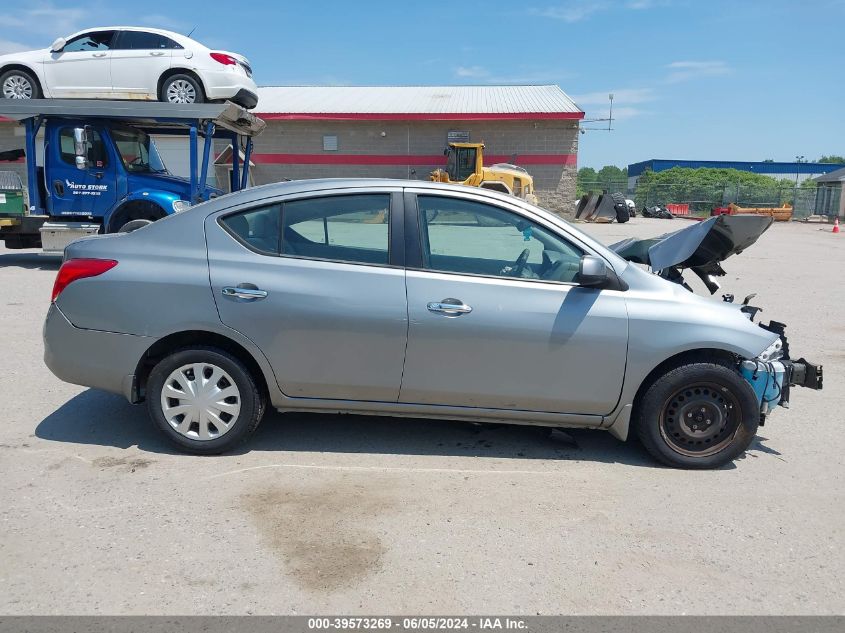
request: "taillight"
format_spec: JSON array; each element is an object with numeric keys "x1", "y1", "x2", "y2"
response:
[
  {"x1": 51, "y1": 258, "x2": 118, "y2": 302},
  {"x1": 210, "y1": 52, "x2": 237, "y2": 66}
]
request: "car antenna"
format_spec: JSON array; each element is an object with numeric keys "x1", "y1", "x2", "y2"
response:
[{"x1": 186, "y1": 26, "x2": 197, "y2": 37}]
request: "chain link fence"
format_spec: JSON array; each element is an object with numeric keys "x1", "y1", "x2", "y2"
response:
[{"x1": 578, "y1": 180, "x2": 838, "y2": 219}]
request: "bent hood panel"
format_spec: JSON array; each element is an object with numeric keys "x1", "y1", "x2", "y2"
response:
[{"x1": 610, "y1": 215, "x2": 773, "y2": 272}]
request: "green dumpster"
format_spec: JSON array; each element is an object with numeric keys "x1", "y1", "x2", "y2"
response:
[{"x1": 0, "y1": 171, "x2": 25, "y2": 215}]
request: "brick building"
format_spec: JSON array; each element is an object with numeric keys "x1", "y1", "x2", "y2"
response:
[
  {"x1": 245, "y1": 85, "x2": 584, "y2": 213},
  {"x1": 0, "y1": 84, "x2": 584, "y2": 214}
]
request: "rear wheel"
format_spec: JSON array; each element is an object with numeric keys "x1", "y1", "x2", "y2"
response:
[
  {"x1": 1, "y1": 69, "x2": 40, "y2": 100},
  {"x1": 635, "y1": 362, "x2": 759, "y2": 469},
  {"x1": 146, "y1": 346, "x2": 265, "y2": 454},
  {"x1": 160, "y1": 74, "x2": 204, "y2": 104}
]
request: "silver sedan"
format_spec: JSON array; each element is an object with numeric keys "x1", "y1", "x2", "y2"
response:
[{"x1": 43, "y1": 180, "x2": 822, "y2": 468}]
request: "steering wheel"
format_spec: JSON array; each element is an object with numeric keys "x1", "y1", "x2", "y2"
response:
[{"x1": 502, "y1": 248, "x2": 530, "y2": 277}]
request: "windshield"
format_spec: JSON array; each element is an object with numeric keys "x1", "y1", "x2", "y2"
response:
[{"x1": 111, "y1": 128, "x2": 168, "y2": 174}]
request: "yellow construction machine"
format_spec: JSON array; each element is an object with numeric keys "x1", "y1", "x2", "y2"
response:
[{"x1": 430, "y1": 142, "x2": 539, "y2": 205}]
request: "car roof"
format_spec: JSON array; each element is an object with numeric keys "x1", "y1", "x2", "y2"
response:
[
  {"x1": 64, "y1": 26, "x2": 196, "y2": 47},
  {"x1": 221, "y1": 178, "x2": 518, "y2": 203}
]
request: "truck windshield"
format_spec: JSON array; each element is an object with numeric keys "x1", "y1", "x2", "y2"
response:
[{"x1": 111, "y1": 128, "x2": 168, "y2": 174}]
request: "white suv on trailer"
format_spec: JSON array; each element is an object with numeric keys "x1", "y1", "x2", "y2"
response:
[{"x1": 0, "y1": 26, "x2": 258, "y2": 108}]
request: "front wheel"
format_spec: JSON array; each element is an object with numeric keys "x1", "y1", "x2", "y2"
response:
[
  {"x1": 1, "y1": 69, "x2": 41, "y2": 100},
  {"x1": 146, "y1": 346, "x2": 265, "y2": 454},
  {"x1": 635, "y1": 362, "x2": 760, "y2": 469}
]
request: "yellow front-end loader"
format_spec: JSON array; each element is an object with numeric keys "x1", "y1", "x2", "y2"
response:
[{"x1": 430, "y1": 142, "x2": 539, "y2": 205}]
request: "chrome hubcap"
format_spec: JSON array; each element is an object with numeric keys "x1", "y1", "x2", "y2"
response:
[
  {"x1": 2, "y1": 75, "x2": 33, "y2": 99},
  {"x1": 160, "y1": 363, "x2": 241, "y2": 440},
  {"x1": 166, "y1": 79, "x2": 196, "y2": 104}
]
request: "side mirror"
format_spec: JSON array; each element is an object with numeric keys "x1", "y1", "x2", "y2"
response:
[
  {"x1": 577, "y1": 255, "x2": 609, "y2": 288},
  {"x1": 50, "y1": 37, "x2": 66, "y2": 53},
  {"x1": 72, "y1": 126, "x2": 93, "y2": 170}
]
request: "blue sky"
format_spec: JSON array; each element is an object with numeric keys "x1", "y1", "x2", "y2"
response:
[{"x1": 1, "y1": 0, "x2": 841, "y2": 168}]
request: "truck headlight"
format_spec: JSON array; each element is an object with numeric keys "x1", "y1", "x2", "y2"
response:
[
  {"x1": 172, "y1": 199, "x2": 191, "y2": 213},
  {"x1": 757, "y1": 337, "x2": 784, "y2": 362}
]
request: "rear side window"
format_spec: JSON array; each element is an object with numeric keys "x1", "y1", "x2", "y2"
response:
[
  {"x1": 282, "y1": 194, "x2": 390, "y2": 265},
  {"x1": 115, "y1": 31, "x2": 182, "y2": 50},
  {"x1": 220, "y1": 203, "x2": 281, "y2": 255}
]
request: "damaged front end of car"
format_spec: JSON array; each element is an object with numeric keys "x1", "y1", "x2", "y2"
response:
[
  {"x1": 740, "y1": 320, "x2": 824, "y2": 420},
  {"x1": 611, "y1": 214, "x2": 824, "y2": 421}
]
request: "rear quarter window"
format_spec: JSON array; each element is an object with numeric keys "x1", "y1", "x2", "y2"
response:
[{"x1": 220, "y1": 203, "x2": 281, "y2": 255}]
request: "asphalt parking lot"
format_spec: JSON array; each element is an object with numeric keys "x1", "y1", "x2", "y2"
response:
[{"x1": 0, "y1": 217, "x2": 842, "y2": 615}]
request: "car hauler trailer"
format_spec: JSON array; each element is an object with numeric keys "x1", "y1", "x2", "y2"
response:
[{"x1": 0, "y1": 99, "x2": 265, "y2": 254}]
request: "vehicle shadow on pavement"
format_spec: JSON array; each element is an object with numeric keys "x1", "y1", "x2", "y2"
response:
[
  {"x1": 36, "y1": 389, "x2": 659, "y2": 467},
  {"x1": 0, "y1": 252, "x2": 61, "y2": 270}
]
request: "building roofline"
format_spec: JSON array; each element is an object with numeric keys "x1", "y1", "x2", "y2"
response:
[{"x1": 255, "y1": 112, "x2": 584, "y2": 121}]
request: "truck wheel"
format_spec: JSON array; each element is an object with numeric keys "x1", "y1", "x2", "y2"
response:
[
  {"x1": 160, "y1": 74, "x2": 204, "y2": 104},
  {"x1": 146, "y1": 346, "x2": 266, "y2": 454},
  {"x1": 634, "y1": 362, "x2": 759, "y2": 469},
  {"x1": 1, "y1": 69, "x2": 41, "y2": 100},
  {"x1": 118, "y1": 219, "x2": 153, "y2": 233}
]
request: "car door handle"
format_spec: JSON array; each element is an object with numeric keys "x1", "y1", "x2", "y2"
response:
[
  {"x1": 427, "y1": 299, "x2": 473, "y2": 316},
  {"x1": 92, "y1": 52, "x2": 107, "y2": 58},
  {"x1": 222, "y1": 286, "x2": 268, "y2": 301},
  {"x1": 149, "y1": 51, "x2": 166, "y2": 56}
]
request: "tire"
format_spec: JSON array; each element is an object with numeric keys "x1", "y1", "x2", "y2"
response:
[
  {"x1": 634, "y1": 362, "x2": 760, "y2": 469},
  {"x1": 159, "y1": 74, "x2": 205, "y2": 105},
  {"x1": 1, "y1": 68, "x2": 41, "y2": 100},
  {"x1": 146, "y1": 346, "x2": 265, "y2": 454}
]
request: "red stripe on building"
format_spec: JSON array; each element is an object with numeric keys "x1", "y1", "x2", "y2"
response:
[
  {"x1": 255, "y1": 112, "x2": 585, "y2": 121},
  {"x1": 252, "y1": 153, "x2": 577, "y2": 166}
]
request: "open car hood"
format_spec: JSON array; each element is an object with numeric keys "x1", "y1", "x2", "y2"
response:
[{"x1": 609, "y1": 215, "x2": 774, "y2": 293}]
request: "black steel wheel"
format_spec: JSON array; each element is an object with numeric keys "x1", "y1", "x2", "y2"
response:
[
  {"x1": 635, "y1": 362, "x2": 759, "y2": 469},
  {"x1": 659, "y1": 382, "x2": 741, "y2": 457}
]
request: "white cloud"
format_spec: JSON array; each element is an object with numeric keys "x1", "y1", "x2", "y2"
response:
[
  {"x1": 571, "y1": 88, "x2": 656, "y2": 105},
  {"x1": 0, "y1": 3, "x2": 90, "y2": 38},
  {"x1": 571, "y1": 88, "x2": 656, "y2": 121},
  {"x1": 531, "y1": 2, "x2": 608, "y2": 22},
  {"x1": 0, "y1": 38, "x2": 31, "y2": 54},
  {"x1": 138, "y1": 14, "x2": 189, "y2": 32},
  {"x1": 665, "y1": 60, "x2": 731, "y2": 82},
  {"x1": 531, "y1": 0, "x2": 669, "y2": 22},
  {"x1": 452, "y1": 65, "x2": 570, "y2": 84},
  {"x1": 454, "y1": 65, "x2": 490, "y2": 78}
]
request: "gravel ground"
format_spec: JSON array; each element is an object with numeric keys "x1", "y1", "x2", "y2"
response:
[{"x1": 0, "y1": 217, "x2": 842, "y2": 615}]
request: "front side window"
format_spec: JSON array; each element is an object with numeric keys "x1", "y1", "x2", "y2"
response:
[
  {"x1": 63, "y1": 31, "x2": 115, "y2": 52},
  {"x1": 110, "y1": 128, "x2": 168, "y2": 173},
  {"x1": 418, "y1": 195, "x2": 584, "y2": 283},
  {"x1": 282, "y1": 194, "x2": 390, "y2": 265},
  {"x1": 115, "y1": 31, "x2": 181, "y2": 50},
  {"x1": 58, "y1": 127, "x2": 108, "y2": 168}
]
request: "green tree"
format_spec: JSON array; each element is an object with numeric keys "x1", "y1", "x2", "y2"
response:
[
  {"x1": 576, "y1": 167, "x2": 597, "y2": 197},
  {"x1": 634, "y1": 167, "x2": 799, "y2": 212},
  {"x1": 577, "y1": 165, "x2": 627, "y2": 197},
  {"x1": 818, "y1": 155, "x2": 845, "y2": 164}
]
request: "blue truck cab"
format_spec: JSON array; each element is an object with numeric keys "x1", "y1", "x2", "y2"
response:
[
  {"x1": 46, "y1": 121, "x2": 204, "y2": 232},
  {"x1": 0, "y1": 99, "x2": 264, "y2": 253}
]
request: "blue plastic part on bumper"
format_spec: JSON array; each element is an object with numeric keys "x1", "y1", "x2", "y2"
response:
[{"x1": 741, "y1": 360, "x2": 786, "y2": 414}]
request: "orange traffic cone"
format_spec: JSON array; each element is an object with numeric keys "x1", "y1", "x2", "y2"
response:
[{"x1": 834, "y1": 217, "x2": 841, "y2": 234}]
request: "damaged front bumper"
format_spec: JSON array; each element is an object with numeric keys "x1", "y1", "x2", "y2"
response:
[{"x1": 740, "y1": 324, "x2": 823, "y2": 418}]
